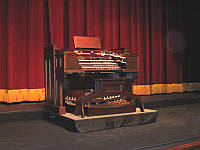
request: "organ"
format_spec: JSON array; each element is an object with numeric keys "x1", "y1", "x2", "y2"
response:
[{"x1": 44, "y1": 36, "x2": 144, "y2": 118}]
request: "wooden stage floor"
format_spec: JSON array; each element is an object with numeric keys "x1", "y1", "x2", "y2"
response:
[{"x1": 0, "y1": 101, "x2": 44, "y2": 113}]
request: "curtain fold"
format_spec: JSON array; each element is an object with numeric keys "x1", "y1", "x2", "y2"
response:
[
  {"x1": 0, "y1": 0, "x2": 198, "y2": 103},
  {"x1": 166, "y1": 0, "x2": 183, "y2": 84},
  {"x1": 1, "y1": 0, "x2": 47, "y2": 90},
  {"x1": 0, "y1": 0, "x2": 7, "y2": 90},
  {"x1": 7, "y1": 0, "x2": 29, "y2": 89}
]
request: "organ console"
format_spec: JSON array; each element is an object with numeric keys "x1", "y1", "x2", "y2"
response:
[{"x1": 44, "y1": 36, "x2": 144, "y2": 118}]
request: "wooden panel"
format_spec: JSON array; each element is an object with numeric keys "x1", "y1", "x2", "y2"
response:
[
  {"x1": 64, "y1": 54, "x2": 83, "y2": 73},
  {"x1": 124, "y1": 54, "x2": 139, "y2": 72},
  {"x1": 44, "y1": 46, "x2": 66, "y2": 114},
  {"x1": 0, "y1": 102, "x2": 44, "y2": 113},
  {"x1": 96, "y1": 79, "x2": 126, "y2": 93},
  {"x1": 74, "y1": 36, "x2": 101, "y2": 49},
  {"x1": 86, "y1": 103, "x2": 136, "y2": 116}
]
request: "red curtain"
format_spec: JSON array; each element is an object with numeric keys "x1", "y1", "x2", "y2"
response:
[
  {"x1": 0, "y1": 0, "x2": 7, "y2": 89},
  {"x1": 0, "y1": 0, "x2": 196, "y2": 95},
  {"x1": 0, "y1": 0, "x2": 48, "y2": 90}
]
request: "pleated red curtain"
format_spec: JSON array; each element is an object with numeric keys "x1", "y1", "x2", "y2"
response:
[
  {"x1": 0, "y1": 0, "x2": 48, "y2": 90},
  {"x1": 0, "y1": 0, "x2": 7, "y2": 89}
]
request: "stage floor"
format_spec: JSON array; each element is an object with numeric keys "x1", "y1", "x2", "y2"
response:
[{"x1": 1, "y1": 102, "x2": 200, "y2": 150}]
